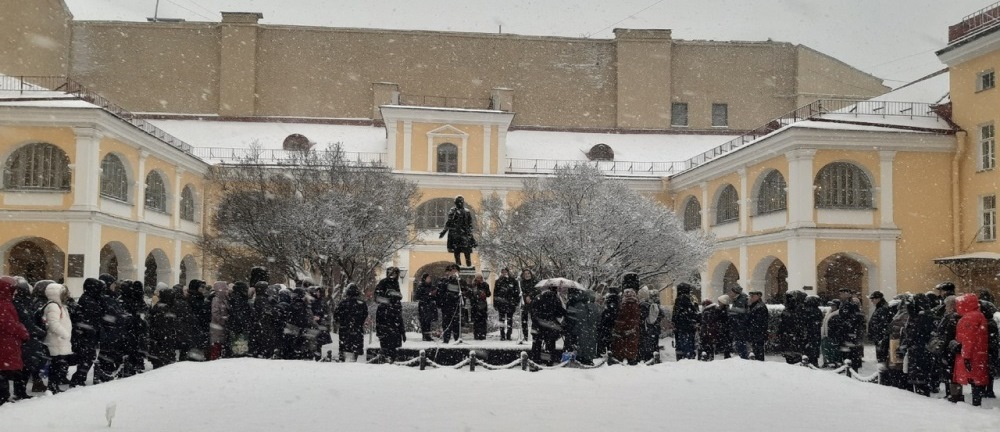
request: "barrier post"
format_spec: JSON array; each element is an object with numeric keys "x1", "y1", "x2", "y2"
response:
[
  {"x1": 801, "y1": 355, "x2": 809, "y2": 367},
  {"x1": 470, "y1": 350, "x2": 476, "y2": 372},
  {"x1": 521, "y1": 351, "x2": 529, "y2": 371},
  {"x1": 653, "y1": 351, "x2": 661, "y2": 365},
  {"x1": 419, "y1": 350, "x2": 427, "y2": 370},
  {"x1": 845, "y1": 360, "x2": 853, "y2": 378}
]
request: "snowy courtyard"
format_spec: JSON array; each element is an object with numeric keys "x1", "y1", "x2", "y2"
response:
[{"x1": 1, "y1": 352, "x2": 998, "y2": 432}]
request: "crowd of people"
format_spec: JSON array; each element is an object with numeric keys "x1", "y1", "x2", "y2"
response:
[{"x1": 1, "y1": 267, "x2": 997, "y2": 408}]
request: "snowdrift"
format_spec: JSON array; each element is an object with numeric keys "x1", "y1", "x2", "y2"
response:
[{"x1": 0, "y1": 358, "x2": 996, "y2": 431}]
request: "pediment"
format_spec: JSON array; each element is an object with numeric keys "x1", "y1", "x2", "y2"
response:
[{"x1": 427, "y1": 124, "x2": 468, "y2": 137}]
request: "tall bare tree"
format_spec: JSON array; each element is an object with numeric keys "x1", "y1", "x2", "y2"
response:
[
  {"x1": 202, "y1": 145, "x2": 419, "y2": 295},
  {"x1": 477, "y1": 164, "x2": 712, "y2": 290}
]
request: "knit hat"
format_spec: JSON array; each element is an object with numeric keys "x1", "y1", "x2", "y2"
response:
[
  {"x1": 98, "y1": 273, "x2": 116, "y2": 288},
  {"x1": 718, "y1": 294, "x2": 731, "y2": 305},
  {"x1": 729, "y1": 285, "x2": 743, "y2": 294}
]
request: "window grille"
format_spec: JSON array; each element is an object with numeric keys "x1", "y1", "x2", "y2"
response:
[
  {"x1": 756, "y1": 170, "x2": 787, "y2": 214},
  {"x1": 982, "y1": 195, "x2": 996, "y2": 241},
  {"x1": 180, "y1": 185, "x2": 196, "y2": 222},
  {"x1": 437, "y1": 143, "x2": 458, "y2": 173},
  {"x1": 981, "y1": 123, "x2": 995, "y2": 171},
  {"x1": 415, "y1": 197, "x2": 473, "y2": 230},
  {"x1": 814, "y1": 162, "x2": 873, "y2": 209},
  {"x1": 978, "y1": 70, "x2": 995, "y2": 91},
  {"x1": 712, "y1": 103, "x2": 728, "y2": 127},
  {"x1": 716, "y1": 185, "x2": 739, "y2": 224},
  {"x1": 145, "y1": 172, "x2": 168, "y2": 213},
  {"x1": 683, "y1": 198, "x2": 701, "y2": 231},
  {"x1": 3, "y1": 143, "x2": 71, "y2": 190},
  {"x1": 671, "y1": 103, "x2": 689, "y2": 127},
  {"x1": 100, "y1": 154, "x2": 129, "y2": 201}
]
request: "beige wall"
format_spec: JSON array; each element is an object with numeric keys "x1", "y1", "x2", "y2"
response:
[
  {"x1": 0, "y1": 0, "x2": 72, "y2": 77},
  {"x1": 795, "y1": 46, "x2": 890, "y2": 107}
]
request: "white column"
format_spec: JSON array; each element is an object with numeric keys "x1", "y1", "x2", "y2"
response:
[
  {"x1": 483, "y1": 125, "x2": 492, "y2": 174},
  {"x1": 738, "y1": 244, "x2": 749, "y2": 289},
  {"x1": 71, "y1": 127, "x2": 103, "y2": 211},
  {"x1": 699, "y1": 270, "x2": 710, "y2": 301},
  {"x1": 385, "y1": 120, "x2": 398, "y2": 170},
  {"x1": 786, "y1": 235, "x2": 817, "y2": 292},
  {"x1": 879, "y1": 151, "x2": 896, "y2": 228},
  {"x1": 700, "y1": 182, "x2": 710, "y2": 230},
  {"x1": 135, "y1": 151, "x2": 149, "y2": 220},
  {"x1": 402, "y1": 121, "x2": 412, "y2": 171},
  {"x1": 397, "y1": 250, "x2": 412, "y2": 300},
  {"x1": 66, "y1": 221, "x2": 102, "y2": 297},
  {"x1": 785, "y1": 149, "x2": 816, "y2": 229},
  {"x1": 738, "y1": 167, "x2": 748, "y2": 235},
  {"x1": 136, "y1": 230, "x2": 147, "y2": 286},
  {"x1": 173, "y1": 168, "x2": 185, "y2": 229},
  {"x1": 460, "y1": 135, "x2": 469, "y2": 174},
  {"x1": 497, "y1": 126, "x2": 509, "y2": 173},
  {"x1": 879, "y1": 238, "x2": 898, "y2": 299},
  {"x1": 173, "y1": 239, "x2": 183, "y2": 286}
]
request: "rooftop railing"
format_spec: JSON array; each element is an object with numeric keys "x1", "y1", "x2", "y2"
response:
[
  {"x1": 398, "y1": 92, "x2": 494, "y2": 110},
  {"x1": 192, "y1": 147, "x2": 387, "y2": 166},
  {"x1": 0, "y1": 75, "x2": 196, "y2": 155},
  {"x1": 505, "y1": 158, "x2": 685, "y2": 176},
  {"x1": 682, "y1": 99, "x2": 942, "y2": 171},
  {"x1": 949, "y1": 1, "x2": 1000, "y2": 44}
]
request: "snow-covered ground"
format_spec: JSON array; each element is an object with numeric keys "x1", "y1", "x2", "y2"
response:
[{"x1": 1, "y1": 343, "x2": 997, "y2": 431}]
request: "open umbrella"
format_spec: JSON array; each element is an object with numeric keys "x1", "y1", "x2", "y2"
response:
[{"x1": 534, "y1": 277, "x2": 586, "y2": 291}]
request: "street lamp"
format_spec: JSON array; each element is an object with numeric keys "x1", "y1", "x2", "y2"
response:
[{"x1": 481, "y1": 267, "x2": 492, "y2": 281}]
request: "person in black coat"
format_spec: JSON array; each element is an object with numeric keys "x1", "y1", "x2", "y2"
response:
[
  {"x1": 374, "y1": 268, "x2": 401, "y2": 304},
  {"x1": 413, "y1": 273, "x2": 439, "y2": 342},
  {"x1": 564, "y1": 289, "x2": 602, "y2": 365},
  {"x1": 283, "y1": 287, "x2": 312, "y2": 360},
  {"x1": 492, "y1": 268, "x2": 519, "y2": 341},
  {"x1": 728, "y1": 285, "x2": 750, "y2": 359},
  {"x1": 119, "y1": 281, "x2": 149, "y2": 378},
  {"x1": 802, "y1": 295, "x2": 824, "y2": 366},
  {"x1": 599, "y1": 287, "x2": 621, "y2": 356},
  {"x1": 69, "y1": 277, "x2": 105, "y2": 387},
  {"x1": 778, "y1": 291, "x2": 808, "y2": 364},
  {"x1": 376, "y1": 291, "x2": 406, "y2": 362},
  {"x1": 530, "y1": 286, "x2": 566, "y2": 365},
  {"x1": 831, "y1": 293, "x2": 865, "y2": 371},
  {"x1": 518, "y1": 269, "x2": 540, "y2": 342},
  {"x1": 334, "y1": 284, "x2": 368, "y2": 362},
  {"x1": 899, "y1": 293, "x2": 937, "y2": 396},
  {"x1": 746, "y1": 291, "x2": 769, "y2": 361},
  {"x1": 468, "y1": 275, "x2": 491, "y2": 340},
  {"x1": 867, "y1": 291, "x2": 893, "y2": 364},
  {"x1": 186, "y1": 279, "x2": 212, "y2": 361},
  {"x1": 227, "y1": 281, "x2": 253, "y2": 357},
  {"x1": 148, "y1": 288, "x2": 179, "y2": 369},
  {"x1": 671, "y1": 282, "x2": 699, "y2": 360},
  {"x1": 977, "y1": 291, "x2": 999, "y2": 398},
  {"x1": 438, "y1": 265, "x2": 463, "y2": 344},
  {"x1": 700, "y1": 297, "x2": 731, "y2": 361},
  {"x1": 10, "y1": 278, "x2": 45, "y2": 399},
  {"x1": 638, "y1": 287, "x2": 665, "y2": 363}
]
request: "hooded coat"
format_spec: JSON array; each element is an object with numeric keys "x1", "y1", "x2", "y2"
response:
[
  {"x1": 375, "y1": 299, "x2": 405, "y2": 352},
  {"x1": 492, "y1": 274, "x2": 520, "y2": 315},
  {"x1": 954, "y1": 294, "x2": 990, "y2": 385},
  {"x1": 228, "y1": 282, "x2": 253, "y2": 339},
  {"x1": 186, "y1": 280, "x2": 212, "y2": 354},
  {"x1": 148, "y1": 288, "x2": 179, "y2": 366},
  {"x1": 868, "y1": 299, "x2": 893, "y2": 363},
  {"x1": 612, "y1": 292, "x2": 642, "y2": 362},
  {"x1": 901, "y1": 294, "x2": 937, "y2": 386},
  {"x1": 210, "y1": 281, "x2": 231, "y2": 345},
  {"x1": 120, "y1": 281, "x2": 149, "y2": 358},
  {"x1": 565, "y1": 291, "x2": 602, "y2": 362},
  {"x1": 334, "y1": 290, "x2": 369, "y2": 355},
  {"x1": 0, "y1": 276, "x2": 29, "y2": 370},
  {"x1": 72, "y1": 278, "x2": 106, "y2": 352},
  {"x1": 12, "y1": 279, "x2": 48, "y2": 371},
  {"x1": 42, "y1": 283, "x2": 73, "y2": 356},
  {"x1": 671, "y1": 284, "x2": 699, "y2": 334}
]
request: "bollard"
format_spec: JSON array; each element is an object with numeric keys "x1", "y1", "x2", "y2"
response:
[
  {"x1": 801, "y1": 355, "x2": 809, "y2": 367},
  {"x1": 653, "y1": 351, "x2": 661, "y2": 365},
  {"x1": 419, "y1": 350, "x2": 427, "y2": 370},
  {"x1": 470, "y1": 350, "x2": 476, "y2": 372},
  {"x1": 521, "y1": 351, "x2": 529, "y2": 371},
  {"x1": 845, "y1": 360, "x2": 853, "y2": 378}
]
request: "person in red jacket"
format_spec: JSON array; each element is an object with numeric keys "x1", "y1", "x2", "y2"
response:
[
  {"x1": 953, "y1": 293, "x2": 990, "y2": 406},
  {"x1": 612, "y1": 289, "x2": 642, "y2": 365},
  {"x1": 0, "y1": 276, "x2": 30, "y2": 405}
]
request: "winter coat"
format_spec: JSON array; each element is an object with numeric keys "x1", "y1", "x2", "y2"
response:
[
  {"x1": 0, "y1": 277, "x2": 29, "y2": 370},
  {"x1": 228, "y1": 282, "x2": 253, "y2": 338},
  {"x1": 746, "y1": 299, "x2": 769, "y2": 345},
  {"x1": 492, "y1": 275, "x2": 520, "y2": 315},
  {"x1": 564, "y1": 292, "x2": 602, "y2": 362},
  {"x1": 612, "y1": 295, "x2": 641, "y2": 361},
  {"x1": 980, "y1": 301, "x2": 1000, "y2": 377},
  {"x1": 148, "y1": 288, "x2": 180, "y2": 365},
  {"x1": 210, "y1": 282, "x2": 231, "y2": 345},
  {"x1": 120, "y1": 282, "x2": 149, "y2": 358},
  {"x1": 932, "y1": 311, "x2": 959, "y2": 379},
  {"x1": 868, "y1": 300, "x2": 893, "y2": 362},
  {"x1": 72, "y1": 278, "x2": 106, "y2": 352},
  {"x1": 953, "y1": 294, "x2": 990, "y2": 386},
  {"x1": 802, "y1": 299, "x2": 824, "y2": 360},
  {"x1": 831, "y1": 301, "x2": 865, "y2": 353},
  {"x1": 519, "y1": 277, "x2": 541, "y2": 307},
  {"x1": 639, "y1": 298, "x2": 664, "y2": 361},
  {"x1": 187, "y1": 287, "x2": 212, "y2": 351},
  {"x1": 12, "y1": 282, "x2": 48, "y2": 371},
  {"x1": 900, "y1": 301, "x2": 937, "y2": 385},
  {"x1": 250, "y1": 284, "x2": 280, "y2": 357},
  {"x1": 531, "y1": 289, "x2": 566, "y2": 340},
  {"x1": 42, "y1": 283, "x2": 73, "y2": 356},
  {"x1": 887, "y1": 307, "x2": 910, "y2": 370},
  {"x1": 443, "y1": 205, "x2": 477, "y2": 253},
  {"x1": 99, "y1": 286, "x2": 128, "y2": 350},
  {"x1": 468, "y1": 281, "x2": 491, "y2": 315},
  {"x1": 375, "y1": 301, "x2": 405, "y2": 350},
  {"x1": 778, "y1": 293, "x2": 807, "y2": 358},
  {"x1": 728, "y1": 293, "x2": 749, "y2": 342},
  {"x1": 413, "y1": 281, "x2": 439, "y2": 324},
  {"x1": 334, "y1": 297, "x2": 369, "y2": 354},
  {"x1": 700, "y1": 304, "x2": 729, "y2": 352},
  {"x1": 374, "y1": 277, "x2": 401, "y2": 304},
  {"x1": 671, "y1": 292, "x2": 699, "y2": 335}
]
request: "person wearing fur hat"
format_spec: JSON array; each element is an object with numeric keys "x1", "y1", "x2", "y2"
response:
[
  {"x1": 41, "y1": 283, "x2": 72, "y2": 393},
  {"x1": 746, "y1": 291, "x2": 769, "y2": 361},
  {"x1": 671, "y1": 282, "x2": 699, "y2": 361},
  {"x1": 0, "y1": 276, "x2": 29, "y2": 404},
  {"x1": 612, "y1": 288, "x2": 642, "y2": 364},
  {"x1": 375, "y1": 290, "x2": 405, "y2": 362},
  {"x1": 334, "y1": 284, "x2": 368, "y2": 362},
  {"x1": 699, "y1": 296, "x2": 730, "y2": 361},
  {"x1": 727, "y1": 285, "x2": 750, "y2": 359}
]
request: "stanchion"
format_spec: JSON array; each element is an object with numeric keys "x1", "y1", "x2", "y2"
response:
[
  {"x1": 801, "y1": 355, "x2": 809, "y2": 367},
  {"x1": 419, "y1": 350, "x2": 427, "y2": 370},
  {"x1": 470, "y1": 350, "x2": 476, "y2": 372},
  {"x1": 845, "y1": 360, "x2": 853, "y2": 378},
  {"x1": 653, "y1": 351, "x2": 661, "y2": 365},
  {"x1": 520, "y1": 351, "x2": 529, "y2": 371}
]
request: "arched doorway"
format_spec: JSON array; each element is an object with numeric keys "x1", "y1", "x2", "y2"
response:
[
  {"x1": 144, "y1": 249, "x2": 171, "y2": 289},
  {"x1": 179, "y1": 255, "x2": 199, "y2": 287},
  {"x1": 817, "y1": 254, "x2": 866, "y2": 303},
  {"x1": 411, "y1": 261, "x2": 454, "y2": 301},
  {"x1": 764, "y1": 259, "x2": 788, "y2": 304},
  {"x1": 99, "y1": 241, "x2": 133, "y2": 281},
  {"x1": 711, "y1": 261, "x2": 740, "y2": 298},
  {"x1": 4, "y1": 237, "x2": 65, "y2": 283}
]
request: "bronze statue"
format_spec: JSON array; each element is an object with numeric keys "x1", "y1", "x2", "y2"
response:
[{"x1": 439, "y1": 196, "x2": 477, "y2": 267}]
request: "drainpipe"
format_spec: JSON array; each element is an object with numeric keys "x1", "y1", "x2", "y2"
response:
[{"x1": 952, "y1": 130, "x2": 968, "y2": 254}]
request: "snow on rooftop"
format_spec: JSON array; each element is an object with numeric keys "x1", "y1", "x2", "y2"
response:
[
  {"x1": 0, "y1": 74, "x2": 99, "y2": 109},
  {"x1": 506, "y1": 130, "x2": 735, "y2": 162},
  {"x1": 872, "y1": 69, "x2": 950, "y2": 105},
  {"x1": 149, "y1": 119, "x2": 388, "y2": 153}
]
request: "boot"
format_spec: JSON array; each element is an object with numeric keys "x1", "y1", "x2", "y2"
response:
[
  {"x1": 422, "y1": 333, "x2": 434, "y2": 342},
  {"x1": 31, "y1": 378, "x2": 46, "y2": 393},
  {"x1": 972, "y1": 385, "x2": 984, "y2": 407}
]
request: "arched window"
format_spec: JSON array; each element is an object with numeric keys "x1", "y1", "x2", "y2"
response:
[
  {"x1": 144, "y1": 171, "x2": 168, "y2": 213},
  {"x1": 415, "y1": 197, "x2": 473, "y2": 230},
  {"x1": 437, "y1": 143, "x2": 458, "y2": 173},
  {"x1": 3, "y1": 143, "x2": 71, "y2": 190},
  {"x1": 180, "y1": 185, "x2": 196, "y2": 222},
  {"x1": 815, "y1": 162, "x2": 873, "y2": 209},
  {"x1": 716, "y1": 184, "x2": 739, "y2": 224},
  {"x1": 683, "y1": 197, "x2": 702, "y2": 231},
  {"x1": 100, "y1": 154, "x2": 129, "y2": 201},
  {"x1": 756, "y1": 170, "x2": 787, "y2": 214}
]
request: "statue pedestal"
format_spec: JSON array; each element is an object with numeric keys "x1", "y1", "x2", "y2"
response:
[{"x1": 458, "y1": 266, "x2": 477, "y2": 277}]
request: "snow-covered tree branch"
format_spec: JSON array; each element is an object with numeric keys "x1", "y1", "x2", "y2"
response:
[{"x1": 477, "y1": 164, "x2": 713, "y2": 290}]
